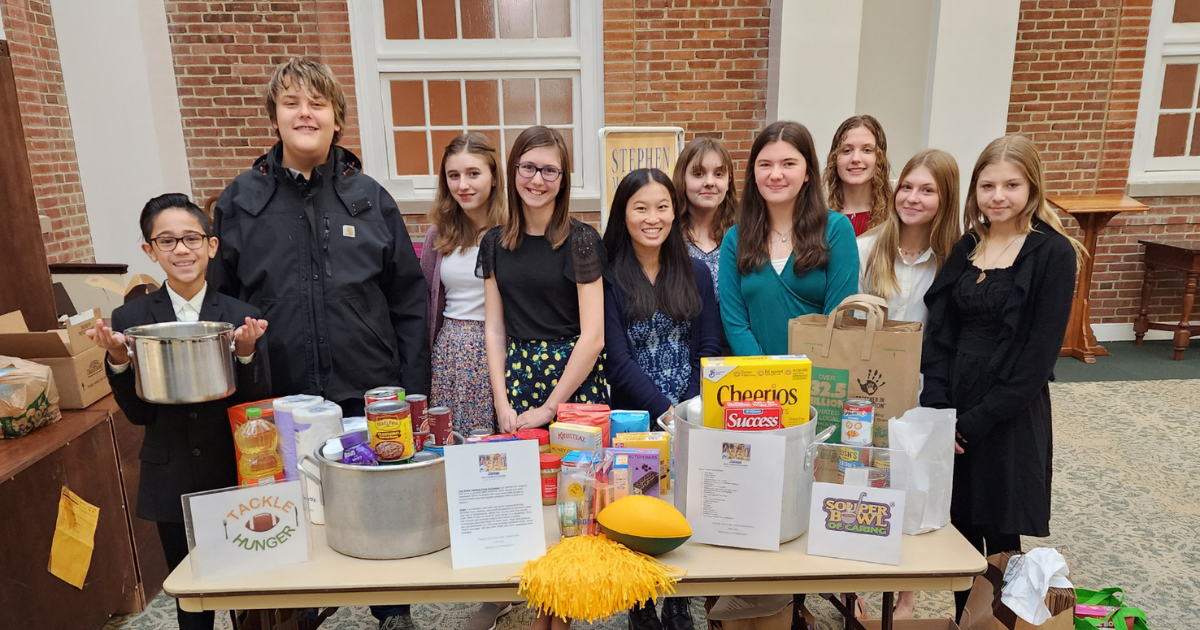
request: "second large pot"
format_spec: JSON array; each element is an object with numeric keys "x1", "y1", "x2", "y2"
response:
[
  {"x1": 299, "y1": 431, "x2": 450, "y2": 560},
  {"x1": 122, "y1": 321, "x2": 237, "y2": 404}
]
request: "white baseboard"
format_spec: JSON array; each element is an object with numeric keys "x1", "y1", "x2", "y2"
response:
[{"x1": 1092, "y1": 323, "x2": 1176, "y2": 342}]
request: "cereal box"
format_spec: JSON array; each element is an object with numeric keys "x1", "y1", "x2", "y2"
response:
[
  {"x1": 700, "y1": 355, "x2": 812, "y2": 429},
  {"x1": 723, "y1": 400, "x2": 784, "y2": 431},
  {"x1": 549, "y1": 422, "x2": 603, "y2": 456},
  {"x1": 609, "y1": 448, "x2": 661, "y2": 498},
  {"x1": 612, "y1": 431, "x2": 671, "y2": 491}
]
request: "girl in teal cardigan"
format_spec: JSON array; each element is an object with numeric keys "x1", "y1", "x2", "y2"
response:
[{"x1": 720, "y1": 121, "x2": 860, "y2": 356}]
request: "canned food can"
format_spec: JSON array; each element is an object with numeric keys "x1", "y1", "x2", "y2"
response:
[
  {"x1": 364, "y1": 386, "x2": 405, "y2": 407},
  {"x1": 410, "y1": 451, "x2": 440, "y2": 463},
  {"x1": 406, "y1": 394, "x2": 429, "y2": 432},
  {"x1": 431, "y1": 406, "x2": 453, "y2": 445},
  {"x1": 413, "y1": 431, "x2": 432, "y2": 452},
  {"x1": 558, "y1": 500, "x2": 581, "y2": 538},
  {"x1": 841, "y1": 398, "x2": 875, "y2": 446},
  {"x1": 872, "y1": 449, "x2": 891, "y2": 486},
  {"x1": 366, "y1": 400, "x2": 413, "y2": 462}
]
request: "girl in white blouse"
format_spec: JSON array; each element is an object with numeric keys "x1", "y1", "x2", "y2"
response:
[{"x1": 858, "y1": 149, "x2": 963, "y2": 327}]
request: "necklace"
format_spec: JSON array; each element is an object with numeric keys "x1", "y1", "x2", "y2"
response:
[
  {"x1": 976, "y1": 235, "x2": 1024, "y2": 284},
  {"x1": 899, "y1": 246, "x2": 928, "y2": 261},
  {"x1": 771, "y1": 226, "x2": 790, "y2": 243}
]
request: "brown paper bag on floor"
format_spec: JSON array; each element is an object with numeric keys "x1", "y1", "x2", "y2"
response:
[
  {"x1": 788, "y1": 294, "x2": 922, "y2": 443},
  {"x1": 960, "y1": 552, "x2": 1074, "y2": 630}
]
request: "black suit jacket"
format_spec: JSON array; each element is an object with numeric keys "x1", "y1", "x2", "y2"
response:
[{"x1": 108, "y1": 285, "x2": 272, "y2": 522}]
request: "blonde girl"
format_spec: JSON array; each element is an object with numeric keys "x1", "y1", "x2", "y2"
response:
[{"x1": 823, "y1": 115, "x2": 892, "y2": 236}]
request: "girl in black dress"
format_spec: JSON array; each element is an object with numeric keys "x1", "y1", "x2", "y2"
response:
[{"x1": 919, "y1": 135, "x2": 1084, "y2": 619}]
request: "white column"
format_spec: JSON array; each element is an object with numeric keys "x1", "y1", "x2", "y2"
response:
[
  {"x1": 49, "y1": 0, "x2": 192, "y2": 279},
  {"x1": 768, "y1": 0, "x2": 865, "y2": 171}
]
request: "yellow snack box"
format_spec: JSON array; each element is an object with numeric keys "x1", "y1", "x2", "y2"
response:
[
  {"x1": 700, "y1": 355, "x2": 813, "y2": 428},
  {"x1": 549, "y1": 422, "x2": 604, "y2": 456},
  {"x1": 612, "y1": 431, "x2": 671, "y2": 491}
]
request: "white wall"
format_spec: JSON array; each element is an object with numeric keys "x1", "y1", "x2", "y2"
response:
[
  {"x1": 49, "y1": 0, "x2": 191, "y2": 280},
  {"x1": 0, "y1": 7, "x2": 6, "y2": 40}
]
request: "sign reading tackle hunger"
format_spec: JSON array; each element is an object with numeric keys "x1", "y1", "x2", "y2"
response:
[{"x1": 599, "y1": 127, "x2": 683, "y2": 230}]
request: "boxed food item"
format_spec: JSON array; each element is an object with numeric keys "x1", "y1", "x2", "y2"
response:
[
  {"x1": 556, "y1": 402, "x2": 611, "y2": 446},
  {"x1": 609, "y1": 448, "x2": 660, "y2": 498},
  {"x1": 0, "y1": 309, "x2": 110, "y2": 409},
  {"x1": 612, "y1": 431, "x2": 671, "y2": 491},
  {"x1": 609, "y1": 409, "x2": 650, "y2": 436},
  {"x1": 0, "y1": 355, "x2": 61, "y2": 438},
  {"x1": 723, "y1": 400, "x2": 783, "y2": 431},
  {"x1": 700, "y1": 355, "x2": 812, "y2": 429},
  {"x1": 549, "y1": 422, "x2": 604, "y2": 456}
]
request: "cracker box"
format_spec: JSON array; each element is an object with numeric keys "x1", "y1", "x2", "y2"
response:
[
  {"x1": 549, "y1": 422, "x2": 603, "y2": 456},
  {"x1": 723, "y1": 400, "x2": 784, "y2": 431},
  {"x1": 609, "y1": 448, "x2": 661, "y2": 498},
  {"x1": 700, "y1": 355, "x2": 812, "y2": 429},
  {"x1": 609, "y1": 409, "x2": 651, "y2": 436},
  {"x1": 612, "y1": 431, "x2": 671, "y2": 491}
]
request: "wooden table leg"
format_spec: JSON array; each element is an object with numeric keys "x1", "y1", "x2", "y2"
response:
[
  {"x1": 1175, "y1": 273, "x2": 1197, "y2": 360},
  {"x1": 1134, "y1": 264, "x2": 1156, "y2": 345},
  {"x1": 1061, "y1": 212, "x2": 1116, "y2": 362}
]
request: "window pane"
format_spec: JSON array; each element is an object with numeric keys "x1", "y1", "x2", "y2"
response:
[
  {"x1": 432, "y1": 130, "x2": 467, "y2": 174},
  {"x1": 1174, "y1": 0, "x2": 1200, "y2": 22},
  {"x1": 502, "y1": 79, "x2": 537, "y2": 125},
  {"x1": 1160, "y1": 64, "x2": 1198, "y2": 109},
  {"x1": 461, "y1": 0, "x2": 496, "y2": 39},
  {"x1": 422, "y1": 0, "x2": 458, "y2": 39},
  {"x1": 395, "y1": 131, "x2": 429, "y2": 175},
  {"x1": 557, "y1": 128, "x2": 574, "y2": 171},
  {"x1": 469, "y1": 129, "x2": 503, "y2": 155},
  {"x1": 1191, "y1": 116, "x2": 1200, "y2": 156},
  {"x1": 466, "y1": 80, "x2": 500, "y2": 126},
  {"x1": 428, "y1": 81, "x2": 464, "y2": 126},
  {"x1": 536, "y1": 0, "x2": 570, "y2": 38},
  {"x1": 499, "y1": 0, "x2": 534, "y2": 38},
  {"x1": 540, "y1": 78, "x2": 572, "y2": 125},
  {"x1": 383, "y1": 0, "x2": 419, "y2": 40},
  {"x1": 1154, "y1": 113, "x2": 1190, "y2": 157},
  {"x1": 504, "y1": 128, "x2": 525, "y2": 157},
  {"x1": 391, "y1": 81, "x2": 426, "y2": 127}
]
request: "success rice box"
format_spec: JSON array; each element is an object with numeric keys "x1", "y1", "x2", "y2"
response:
[
  {"x1": 701, "y1": 355, "x2": 812, "y2": 429},
  {"x1": 612, "y1": 431, "x2": 671, "y2": 491}
]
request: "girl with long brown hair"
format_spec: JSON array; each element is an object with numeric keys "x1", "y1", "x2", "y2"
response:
[
  {"x1": 719, "y1": 121, "x2": 859, "y2": 355},
  {"x1": 920, "y1": 135, "x2": 1082, "y2": 620},
  {"x1": 823, "y1": 115, "x2": 892, "y2": 236},
  {"x1": 673, "y1": 136, "x2": 738, "y2": 299}
]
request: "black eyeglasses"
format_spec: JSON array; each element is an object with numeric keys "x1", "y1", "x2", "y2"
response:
[
  {"x1": 150, "y1": 233, "x2": 209, "y2": 252},
  {"x1": 516, "y1": 162, "x2": 564, "y2": 182}
]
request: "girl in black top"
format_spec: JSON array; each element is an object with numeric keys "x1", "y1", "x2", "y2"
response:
[
  {"x1": 919, "y1": 136, "x2": 1083, "y2": 619},
  {"x1": 476, "y1": 126, "x2": 607, "y2": 442}
]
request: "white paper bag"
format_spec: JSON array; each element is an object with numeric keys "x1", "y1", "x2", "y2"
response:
[{"x1": 888, "y1": 406, "x2": 956, "y2": 535}]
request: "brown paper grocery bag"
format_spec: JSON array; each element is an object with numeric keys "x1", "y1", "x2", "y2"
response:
[
  {"x1": 788, "y1": 294, "x2": 922, "y2": 442},
  {"x1": 960, "y1": 552, "x2": 1074, "y2": 630}
]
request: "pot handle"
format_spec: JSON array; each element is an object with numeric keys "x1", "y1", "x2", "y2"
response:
[
  {"x1": 803, "y1": 425, "x2": 837, "y2": 472},
  {"x1": 297, "y1": 454, "x2": 324, "y2": 506},
  {"x1": 655, "y1": 409, "x2": 676, "y2": 437}
]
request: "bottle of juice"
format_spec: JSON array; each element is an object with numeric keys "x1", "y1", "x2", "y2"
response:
[{"x1": 235, "y1": 407, "x2": 283, "y2": 484}]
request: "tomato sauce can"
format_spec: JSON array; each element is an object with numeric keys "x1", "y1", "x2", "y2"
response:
[
  {"x1": 406, "y1": 394, "x2": 429, "y2": 432},
  {"x1": 430, "y1": 406, "x2": 453, "y2": 445},
  {"x1": 366, "y1": 400, "x2": 413, "y2": 463},
  {"x1": 364, "y1": 386, "x2": 405, "y2": 407},
  {"x1": 841, "y1": 399, "x2": 875, "y2": 446}
]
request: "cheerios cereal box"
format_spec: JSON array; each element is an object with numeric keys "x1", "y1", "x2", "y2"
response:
[{"x1": 700, "y1": 355, "x2": 812, "y2": 429}]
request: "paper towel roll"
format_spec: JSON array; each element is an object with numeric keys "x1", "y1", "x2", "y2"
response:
[
  {"x1": 272, "y1": 395, "x2": 325, "y2": 481},
  {"x1": 293, "y1": 402, "x2": 343, "y2": 525}
]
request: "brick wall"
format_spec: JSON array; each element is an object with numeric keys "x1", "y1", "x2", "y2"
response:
[
  {"x1": 1, "y1": 0, "x2": 95, "y2": 264},
  {"x1": 1007, "y1": 0, "x2": 1199, "y2": 325},
  {"x1": 603, "y1": 0, "x2": 770, "y2": 173},
  {"x1": 163, "y1": 0, "x2": 360, "y2": 207}
]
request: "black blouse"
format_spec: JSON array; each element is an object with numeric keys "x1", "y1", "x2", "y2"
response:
[{"x1": 476, "y1": 220, "x2": 606, "y2": 340}]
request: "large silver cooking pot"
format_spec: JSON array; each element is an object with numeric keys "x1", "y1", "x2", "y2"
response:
[
  {"x1": 298, "y1": 431, "x2": 450, "y2": 560},
  {"x1": 122, "y1": 321, "x2": 237, "y2": 404},
  {"x1": 658, "y1": 397, "x2": 833, "y2": 543}
]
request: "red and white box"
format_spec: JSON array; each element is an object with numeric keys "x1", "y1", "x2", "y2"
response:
[{"x1": 723, "y1": 400, "x2": 784, "y2": 431}]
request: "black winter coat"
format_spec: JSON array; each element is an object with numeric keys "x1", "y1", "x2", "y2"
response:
[
  {"x1": 210, "y1": 144, "x2": 431, "y2": 404},
  {"x1": 109, "y1": 286, "x2": 272, "y2": 522}
]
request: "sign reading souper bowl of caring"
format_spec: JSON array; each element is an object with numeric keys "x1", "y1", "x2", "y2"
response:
[{"x1": 183, "y1": 481, "x2": 311, "y2": 582}]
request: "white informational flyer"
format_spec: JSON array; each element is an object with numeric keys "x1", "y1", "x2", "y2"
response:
[
  {"x1": 183, "y1": 481, "x2": 311, "y2": 583},
  {"x1": 685, "y1": 429, "x2": 786, "y2": 551},
  {"x1": 807, "y1": 481, "x2": 906, "y2": 565},
  {"x1": 444, "y1": 439, "x2": 547, "y2": 569}
]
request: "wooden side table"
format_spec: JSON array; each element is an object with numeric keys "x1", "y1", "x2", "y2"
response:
[
  {"x1": 1047, "y1": 194, "x2": 1148, "y2": 363},
  {"x1": 1134, "y1": 240, "x2": 1200, "y2": 360}
]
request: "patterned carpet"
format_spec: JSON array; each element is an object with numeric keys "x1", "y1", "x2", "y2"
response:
[{"x1": 106, "y1": 379, "x2": 1199, "y2": 630}]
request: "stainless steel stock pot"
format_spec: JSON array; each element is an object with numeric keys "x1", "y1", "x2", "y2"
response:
[{"x1": 122, "y1": 321, "x2": 237, "y2": 404}]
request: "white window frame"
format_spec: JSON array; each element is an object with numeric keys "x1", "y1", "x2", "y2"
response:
[
  {"x1": 346, "y1": 0, "x2": 604, "y2": 207},
  {"x1": 1129, "y1": 0, "x2": 1200, "y2": 193}
]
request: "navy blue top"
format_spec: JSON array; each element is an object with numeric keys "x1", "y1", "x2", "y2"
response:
[{"x1": 604, "y1": 258, "x2": 722, "y2": 419}]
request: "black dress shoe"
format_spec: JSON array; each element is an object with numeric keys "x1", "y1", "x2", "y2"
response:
[
  {"x1": 661, "y1": 597, "x2": 695, "y2": 630},
  {"x1": 629, "y1": 600, "x2": 665, "y2": 630}
]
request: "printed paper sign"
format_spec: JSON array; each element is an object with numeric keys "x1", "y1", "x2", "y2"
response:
[
  {"x1": 444, "y1": 439, "x2": 546, "y2": 569},
  {"x1": 183, "y1": 481, "x2": 310, "y2": 582},
  {"x1": 685, "y1": 429, "x2": 786, "y2": 551},
  {"x1": 807, "y1": 481, "x2": 905, "y2": 565}
]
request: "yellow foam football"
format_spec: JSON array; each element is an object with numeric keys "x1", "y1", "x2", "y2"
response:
[{"x1": 597, "y1": 495, "x2": 691, "y2": 555}]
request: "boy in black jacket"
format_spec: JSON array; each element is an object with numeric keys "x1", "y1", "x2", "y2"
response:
[{"x1": 89, "y1": 194, "x2": 271, "y2": 630}]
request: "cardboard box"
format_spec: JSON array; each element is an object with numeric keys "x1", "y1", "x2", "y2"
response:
[
  {"x1": 701, "y1": 355, "x2": 813, "y2": 429},
  {"x1": 859, "y1": 620, "x2": 960, "y2": 630},
  {"x1": 0, "y1": 310, "x2": 111, "y2": 409},
  {"x1": 612, "y1": 431, "x2": 671, "y2": 491},
  {"x1": 548, "y1": 422, "x2": 603, "y2": 456}
]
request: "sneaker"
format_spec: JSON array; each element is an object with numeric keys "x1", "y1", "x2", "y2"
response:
[
  {"x1": 660, "y1": 597, "x2": 694, "y2": 630},
  {"x1": 379, "y1": 612, "x2": 417, "y2": 630},
  {"x1": 468, "y1": 602, "x2": 515, "y2": 630},
  {"x1": 629, "y1": 600, "x2": 664, "y2": 630}
]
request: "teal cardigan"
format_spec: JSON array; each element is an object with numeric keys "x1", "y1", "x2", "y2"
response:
[{"x1": 718, "y1": 211, "x2": 859, "y2": 355}]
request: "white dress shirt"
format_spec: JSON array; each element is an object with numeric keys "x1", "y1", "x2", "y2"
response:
[
  {"x1": 109, "y1": 282, "x2": 253, "y2": 372},
  {"x1": 856, "y1": 233, "x2": 938, "y2": 326}
]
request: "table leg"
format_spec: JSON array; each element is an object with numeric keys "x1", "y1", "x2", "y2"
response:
[
  {"x1": 882, "y1": 592, "x2": 894, "y2": 630},
  {"x1": 824, "y1": 593, "x2": 869, "y2": 630},
  {"x1": 845, "y1": 593, "x2": 857, "y2": 630},
  {"x1": 1134, "y1": 264, "x2": 1155, "y2": 345},
  {"x1": 1061, "y1": 212, "x2": 1116, "y2": 362},
  {"x1": 1175, "y1": 273, "x2": 1197, "y2": 360}
]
